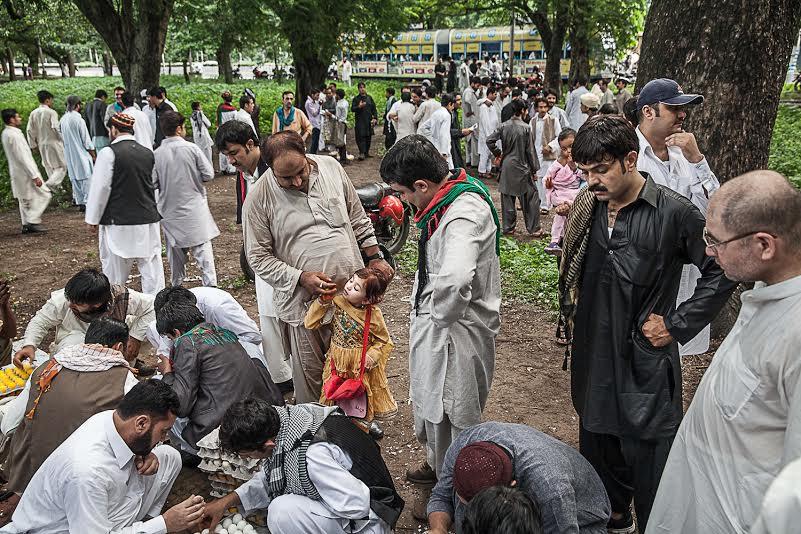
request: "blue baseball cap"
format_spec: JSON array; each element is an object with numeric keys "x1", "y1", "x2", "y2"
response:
[{"x1": 637, "y1": 78, "x2": 704, "y2": 109}]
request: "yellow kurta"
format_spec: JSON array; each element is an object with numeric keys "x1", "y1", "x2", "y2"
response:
[{"x1": 304, "y1": 295, "x2": 397, "y2": 421}]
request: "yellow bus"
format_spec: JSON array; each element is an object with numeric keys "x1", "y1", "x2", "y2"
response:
[{"x1": 346, "y1": 25, "x2": 571, "y2": 79}]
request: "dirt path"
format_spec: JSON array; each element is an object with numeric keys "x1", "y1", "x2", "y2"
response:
[{"x1": 0, "y1": 133, "x2": 713, "y2": 532}]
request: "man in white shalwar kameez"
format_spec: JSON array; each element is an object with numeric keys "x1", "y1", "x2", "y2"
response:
[
  {"x1": 121, "y1": 91, "x2": 154, "y2": 151},
  {"x1": 1, "y1": 109, "x2": 51, "y2": 233},
  {"x1": 85, "y1": 113, "x2": 165, "y2": 295},
  {"x1": 59, "y1": 96, "x2": 95, "y2": 208},
  {"x1": 647, "y1": 171, "x2": 801, "y2": 534},
  {"x1": 380, "y1": 135, "x2": 501, "y2": 501},
  {"x1": 419, "y1": 94, "x2": 455, "y2": 168},
  {"x1": 635, "y1": 79, "x2": 720, "y2": 356},
  {"x1": 153, "y1": 111, "x2": 219, "y2": 287},
  {"x1": 476, "y1": 88, "x2": 499, "y2": 178},
  {"x1": 26, "y1": 90, "x2": 67, "y2": 189},
  {"x1": 190, "y1": 102, "x2": 214, "y2": 165}
]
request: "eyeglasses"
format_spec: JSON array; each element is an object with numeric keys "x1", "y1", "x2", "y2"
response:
[{"x1": 702, "y1": 227, "x2": 763, "y2": 249}]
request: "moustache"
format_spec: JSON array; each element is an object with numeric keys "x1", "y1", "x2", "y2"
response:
[{"x1": 588, "y1": 184, "x2": 608, "y2": 192}]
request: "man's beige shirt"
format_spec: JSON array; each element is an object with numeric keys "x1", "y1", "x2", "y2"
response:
[{"x1": 242, "y1": 155, "x2": 377, "y2": 326}]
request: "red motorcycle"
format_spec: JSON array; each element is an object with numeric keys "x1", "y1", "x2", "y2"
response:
[{"x1": 240, "y1": 182, "x2": 411, "y2": 281}]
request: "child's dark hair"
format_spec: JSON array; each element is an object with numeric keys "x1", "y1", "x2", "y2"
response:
[
  {"x1": 355, "y1": 267, "x2": 389, "y2": 305},
  {"x1": 557, "y1": 128, "x2": 576, "y2": 143}
]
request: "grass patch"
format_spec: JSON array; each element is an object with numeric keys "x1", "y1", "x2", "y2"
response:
[
  {"x1": 395, "y1": 232, "x2": 559, "y2": 310},
  {"x1": 218, "y1": 274, "x2": 252, "y2": 291}
]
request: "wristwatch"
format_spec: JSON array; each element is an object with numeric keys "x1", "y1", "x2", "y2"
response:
[{"x1": 365, "y1": 250, "x2": 384, "y2": 262}]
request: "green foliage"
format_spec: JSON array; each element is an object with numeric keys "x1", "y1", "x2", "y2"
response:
[
  {"x1": 769, "y1": 105, "x2": 801, "y2": 188},
  {"x1": 0, "y1": 75, "x2": 391, "y2": 209},
  {"x1": 395, "y1": 232, "x2": 559, "y2": 309}
]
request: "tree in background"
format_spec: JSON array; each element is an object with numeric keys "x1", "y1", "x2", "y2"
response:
[
  {"x1": 271, "y1": 0, "x2": 408, "y2": 105},
  {"x1": 70, "y1": 0, "x2": 174, "y2": 96},
  {"x1": 636, "y1": 0, "x2": 801, "y2": 334}
]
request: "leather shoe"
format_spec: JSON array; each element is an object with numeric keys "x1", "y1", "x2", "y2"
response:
[
  {"x1": 406, "y1": 460, "x2": 437, "y2": 485},
  {"x1": 22, "y1": 224, "x2": 47, "y2": 234},
  {"x1": 368, "y1": 421, "x2": 384, "y2": 440}
]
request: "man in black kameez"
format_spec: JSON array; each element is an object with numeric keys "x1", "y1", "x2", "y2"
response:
[
  {"x1": 558, "y1": 115, "x2": 737, "y2": 534},
  {"x1": 351, "y1": 82, "x2": 378, "y2": 160}
]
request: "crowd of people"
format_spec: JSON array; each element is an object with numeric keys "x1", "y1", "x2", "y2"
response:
[{"x1": 0, "y1": 64, "x2": 800, "y2": 534}]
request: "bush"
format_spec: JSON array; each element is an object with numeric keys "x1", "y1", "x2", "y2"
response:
[
  {"x1": 0, "y1": 75, "x2": 392, "y2": 209},
  {"x1": 769, "y1": 105, "x2": 801, "y2": 188}
]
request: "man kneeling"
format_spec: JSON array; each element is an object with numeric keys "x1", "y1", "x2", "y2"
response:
[
  {"x1": 202, "y1": 398, "x2": 404, "y2": 533},
  {"x1": 0, "y1": 381, "x2": 205, "y2": 533},
  {"x1": 426, "y1": 421, "x2": 611, "y2": 534},
  {"x1": 155, "y1": 302, "x2": 283, "y2": 458}
]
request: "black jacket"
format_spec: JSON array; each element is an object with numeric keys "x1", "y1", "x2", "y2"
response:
[
  {"x1": 449, "y1": 110, "x2": 466, "y2": 169},
  {"x1": 571, "y1": 176, "x2": 737, "y2": 439}
]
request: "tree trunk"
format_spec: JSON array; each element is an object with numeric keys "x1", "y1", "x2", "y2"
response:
[
  {"x1": 544, "y1": 2, "x2": 568, "y2": 93},
  {"x1": 637, "y1": 0, "x2": 801, "y2": 335},
  {"x1": 37, "y1": 40, "x2": 46, "y2": 79},
  {"x1": 28, "y1": 55, "x2": 39, "y2": 78},
  {"x1": 182, "y1": 55, "x2": 190, "y2": 83},
  {"x1": 102, "y1": 50, "x2": 113, "y2": 76},
  {"x1": 67, "y1": 52, "x2": 76, "y2": 77},
  {"x1": 216, "y1": 40, "x2": 233, "y2": 84},
  {"x1": 568, "y1": 0, "x2": 592, "y2": 82},
  {"x1": 72, "y1": 0, "x2": 173, "y2": 96},
  {"x1": 6, "y1": 48, "x2": 16, "y2": 81},
  {"x1": 293, "y1": 54, "x2": 328, "y2": 110}
]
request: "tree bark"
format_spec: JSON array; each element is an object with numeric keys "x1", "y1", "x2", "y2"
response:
[
  {"x1": 72, "y1": 0, "x2": 174, "y2": 96},
  {"x1": 28, "y1": 55, "x2": 39, "y2": 78},
  {"x1": 293, "y1": 54, "x2": 328, "y2": 110},
  {"x1": 102, "y1": 50, "x2": 113, "y2": 76},
  {"x1": 545, "y1": 2, "x2": 568, "y2": 93},
  {"x1": 37, "y1": 40, "x2": 46, "y2": 79},
  {"x1": 568, "y1": 0, "x2": 591, "y2": 82},
  {"x1": 6, "y1": 48, "x2": 16, "y2": 81},
  {"x1": 216, "y1": 39, "x2": 233, "y2": 84},
  {"x1": 182, "y1": 55, "x2": 190, "y2": 83},
  {"x1": 67, "y1": 52, "x2": 76, "y2": 77},
  {"x1": 637, "y1": 0, "x2": 801, "y2": 335}
]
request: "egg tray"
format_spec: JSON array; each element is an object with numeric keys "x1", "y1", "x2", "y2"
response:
[{"x1": 198, "y1": 458, "x2": 260, "y2": 482}]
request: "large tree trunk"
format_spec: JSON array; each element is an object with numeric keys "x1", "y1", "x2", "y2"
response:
[
  {"x1": 568, "y1": 0, "x2": 591, "y2": 82},
  {"x1": 72, "y1": 0, "x2": 173, "y2": 96},
  {"x1": 637, "y1": 0, "x2": 801, "y2": 335},
  {"x1": 293, "y1": 54, "x2": 328, "y2": 109},
  {"x1": 37, "y1": 40, "x2": 46, "y2": 78},
  {"x1": 216, "y1": 40, "x2": 233, "y2": 84},
  {"x1": 6, "y1": 48, "x2": 16, "y2": 81},
  {"x1": 182, "y1": 55, "x2": 190, "y2": 83},
  {"x1": 28, "y1": 55, "x2": 39, "y2": 78},
  {"x1": 544, "y1": 3, "x2": 568, "y2": 93}
]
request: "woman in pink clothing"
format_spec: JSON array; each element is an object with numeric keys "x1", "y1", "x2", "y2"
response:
[{"x1": 543, "y1": 129, "x2": 584, "y2": 255}]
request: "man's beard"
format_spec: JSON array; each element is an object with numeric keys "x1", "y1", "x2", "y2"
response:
[
  {"x1": 73, "y1": 300, "x2": 110, "y2": 323},
  {"x1": 129, "y1": 426, "x2": 155, "y2": 456}
]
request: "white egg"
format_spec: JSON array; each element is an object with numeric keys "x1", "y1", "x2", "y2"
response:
[
  {"x1": 236, "y1": 520, "x2": 248, "y2": 529},
  {"x1": 213, "y1": 526, "x2": 223, "y2": 534},
  {"x1": 222, "y1": 518, "x2": 233, "y2": 528},
  {"x1": 219, "y1": 529, "x2": 228, "y2": 534},
  {"x1": 231, "y1": 513, "x2": 243, "y2": 524},
  {"x1": 202, "y1": 530, "x2": 210, "y2": 534}
]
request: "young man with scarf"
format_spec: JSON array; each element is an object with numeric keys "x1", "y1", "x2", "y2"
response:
[
  {"x1": 201, "y1": 398, "x2": 404, "y2": 534},
  {"x1": 380, "y1": 135, "x2": 501, "y2": 500},
  {"x1": 216, "y1": 91, "x2": 238, "y2": 174},
  {"x1": 271, "y1": 90, "x2": 312, "y2": 141},
  {"x1": 13, "y1": 268, "x2": 154, "y2": 366},
  {"x1": 2, "y1": 317, "x2": 139, "y2": 504},
  {"x1": 558, "y1": 116, "x2": 736, "y2": 533}
]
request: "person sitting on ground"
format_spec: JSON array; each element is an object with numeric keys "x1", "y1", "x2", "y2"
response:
[
  {"x1": 154, "y1": 302, "x2": 283, "y2": 459},
  {"x1": 2, "y1": 317, "x2": 139, "y2": 506},
  {"x1": 146, "y1": 286, "x2": 267, "y2": 368},
  {"x1": 0, "y1": 381, "x2": 206, "y2": 534},
  {"x1": 461, "y1": 486, "x2": 543, "y2": 534},
  {"x1": 543, "y1": 128, "x2": 584, "y2": 255},
  {"x1": 200, "y1": 398, "x2": 404, "y2": 534},
  {"x1": 426, "y1": 421, "x2": 610, "y2": 534},
  {"x1": 13, "y1": 268, "x2": 155, "y2": 368},
  {"x1": 305, "y1": 268, "x2": 397, "y2": 440},
  {"x1": 0, "y1": 281, "x2": 17, "y2": 366}
]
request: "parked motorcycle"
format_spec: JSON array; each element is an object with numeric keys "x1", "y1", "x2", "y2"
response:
[{"x1": 239, "y1": 182, "x2": 411, "y2": 282}]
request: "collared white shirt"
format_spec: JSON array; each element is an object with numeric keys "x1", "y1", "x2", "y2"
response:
[
  {"x1": 636, "y1": 126, "x2": 719, "y2": 215},
  {"x1": 1, "y1": 411, "x2": 169, "y2": 534},
  {"x1": 235, "y1": 109, "x2": 257, "y2": 136},
  {"x1": 420, "y1": 107, "x2": 452, "y2": 167},
  {"x1": 85, "y1": 135, "x2": 162, "y2": 259}
]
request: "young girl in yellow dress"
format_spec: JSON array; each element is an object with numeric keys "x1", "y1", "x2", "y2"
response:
[{"x1": 304, "y1": 267, "x2": 397, "y2": 435}]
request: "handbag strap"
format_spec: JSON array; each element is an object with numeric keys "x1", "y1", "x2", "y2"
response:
[
  {"x1": 328, "y1": 305, "x2": 373, "y2": 379},
  {"x1": 357, "y1": 305, "x2": 372, "y2": 380}
]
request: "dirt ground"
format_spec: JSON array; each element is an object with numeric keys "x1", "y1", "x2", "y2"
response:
[{"x1": 0, "y1": 132, "x2": 715, "y2": 533}]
